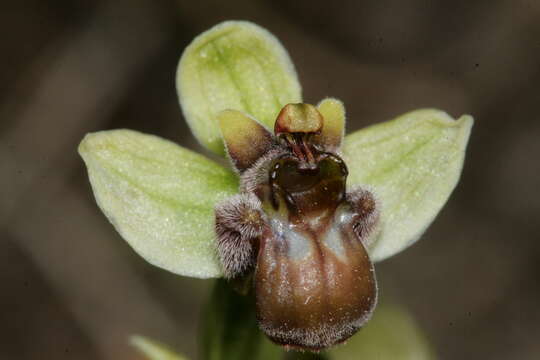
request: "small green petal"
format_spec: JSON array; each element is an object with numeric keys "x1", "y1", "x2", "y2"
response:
[
  {"x1": 316, "y1": 98, "x2": 345, "y2": 150},
  {"x1": 343, "y1": 109, "x2": 473, "y2": 261},
  {"x1": 177, "y1": 20, "x2": 302, "y2": 154},
  {"x1": 329, "y1": 304, "x2": 436, "y2": 360},
  {"x1": 218, "y1": 109, "x2": 273, "y2": 172},
  {"x1": 130, "y1": 335, "x2": 189, "y2": 360},
  {"x1": 79, "y1": 129, "x2": 238, "y2": 278}
]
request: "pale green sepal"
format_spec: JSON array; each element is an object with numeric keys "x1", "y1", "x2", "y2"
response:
[
  {"x1": 79, "y1": 129, "x2": 239, "y2": 278},
  {"x1": 329, "y1": 304, "x2": 436, "y2": 360},
  {"x1": 130, "y1": 335, "x2": 190, "y2": 360},
  {"x1": 343, "y1": 109, "x2": 473, "y2": 262},
  {"x1": 177, "y1": 20, "x2": 302, "y2": 154}
]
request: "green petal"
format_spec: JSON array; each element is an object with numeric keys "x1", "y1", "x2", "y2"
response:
[
  {"x1": 177, "y1": 20, "x2": 302, "y2": 154},
  {"x1": 79, "y1": 129, "x2": 238, "y2": 278},
  {"x1": 316, "y1": 98, "x2": 345, "y2": 151},
  {"x1": 343, "y1": 109, "x2": 473, "y2": 261},
  {"x1": 329, "y1": 304, "x2": 436, "y2": 360},
  {"x1": 217, "y1": 109, "x2": 273, "y2": 172},
  {"x1": 130, "y1": 336, "x2": 189, "y2": 360}
]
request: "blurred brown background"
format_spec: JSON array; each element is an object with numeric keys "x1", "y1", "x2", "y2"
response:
[{"x1": 1, "y1": 0, "x2": 540, "y2": 359}]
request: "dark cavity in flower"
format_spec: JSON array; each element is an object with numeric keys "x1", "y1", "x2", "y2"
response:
[{"x1": 215, "y1": 103, "x2": 379, "y2": 351}]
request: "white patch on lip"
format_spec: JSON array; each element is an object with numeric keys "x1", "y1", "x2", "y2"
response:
[
  {"x1": 322, "y1": 207, "x2": 354, "y2": 261},
  {"x1": 269, "y1": 216, "x2": 312, "y2": 261},
  {"x1": 305, "y1": 209, "x2": 329, "y2": 229},
  {"x1": 266, "y1": 207, "x2": 352, "y2": 262},
  {"x1": 322, "y1": 224, "x2": 346, "y2": 259}
]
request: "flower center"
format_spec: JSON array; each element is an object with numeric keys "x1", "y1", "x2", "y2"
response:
[{"x1": 268, "y1": 153, "x2": 347, "y2": 215}]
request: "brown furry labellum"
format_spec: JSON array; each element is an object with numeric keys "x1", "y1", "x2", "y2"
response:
[{"x1": 215, "y1": 102, "x2": 380, "y2": 351}]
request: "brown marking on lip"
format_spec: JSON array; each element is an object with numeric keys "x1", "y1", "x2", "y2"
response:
[
  {"x1": 254, "y1": 213, "x2": 376, "y2": 351},
  {"x1": 254, "y1": 151, "x2": 376, "y2": 350}
]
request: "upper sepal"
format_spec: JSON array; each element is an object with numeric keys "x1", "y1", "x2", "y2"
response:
[{"x1": 177, "y1": 21, "x2": 302, "y2": 155}]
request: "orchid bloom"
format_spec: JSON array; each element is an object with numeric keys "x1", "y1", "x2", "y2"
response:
[{"x1": 79, "y1": 21, "x2": 472, "y2": 354}]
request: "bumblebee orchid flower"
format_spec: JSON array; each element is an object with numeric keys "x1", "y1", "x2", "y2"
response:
[{"x1": 79, "y1": 21, "x2": 472, "y2": 353}]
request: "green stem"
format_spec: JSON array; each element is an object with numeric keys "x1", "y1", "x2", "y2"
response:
[{"x1": 200, "y1": 280, "x2": 328, "y2": 360}]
